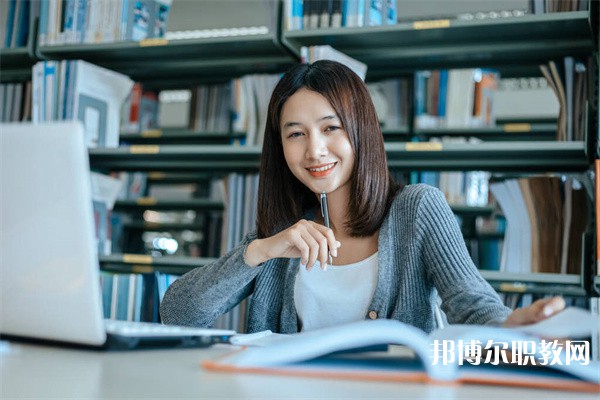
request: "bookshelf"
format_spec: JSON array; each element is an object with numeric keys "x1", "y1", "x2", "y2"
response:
[
  {"x1": 36, "y1": 34, "x2": 294, "y2": 88},
  {"x1": 113, "y1": 199, "x2": 224, "y2": 212},
  {"x1": 89, "y1": 141, "x2": 590, "y2": 173},
  {"x1": 97, "y1": 253, "x2": 587, "y2": 297},
  {"x1": 99, "y1": 254, "x2": 215, "y2": 276},
  {"x1": 413, "y1": 122, "x2": 558, "y2": 141},
  {"x1": 0, "y1": 47, "x2": 35, "y2": 82},
  {"x1": 280, "y1": 11, "x2": 594, "y2": 79},
  {"x1": 89, "y1": 145, "x2": 263, "y2": 172},
  {"x1": 2, "y1": 1, "x2": 599, "y2": 319},
  {"x1": 119, "y1": 130, "x2": 246, "y2": 145},
  {"x1": 0, "y1": 4, "x2": 37, "y2": 84}
]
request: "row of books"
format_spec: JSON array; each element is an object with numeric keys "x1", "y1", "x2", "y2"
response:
[
  {"x1": 410, "y1": 137, "x2": 492, "y2": 207},
  {"x1": 491, "y1": 175, "x2": 589, "y2": 275},
  {"x1": 414, "y1": 69, "x2": 500, "y2": 130},
  {"x1": 539, "y1": 57, "x2": 590, "y2": 141},
  {"x1": 189, "y1": 82, "x2": 232, "y2": 133},
  {"x1": 213, "y1": 173, "x2": 259, "y2": 331},
  {"x1": 120, "y1": 83, "x2": 159, "y2": 134},
  {"x1": 0, "y1": 81, "x2": 31, "y2": 122},
  {"x1": 284, "y1": 0, "x2": 587, "y2": 31},
  {"x1": 0, "y1": 0, "x2": 37, "y2": 49},
  {"x1": 100, "y1": 271, "x2": 177, "y2": 323},
  {"x1": 500, "y1": 292, "x2": 589, "y2": 311},
  {"x1": 285, "y1": 0, "x2": 397, "y2": 31},
  {"x1": 157, "y1": 75, "x2": 281, "y2": 145},
  {"x1": 367, "y1": 77, "x2": 410, "y2": 131},
  {"x1": 39, "y1": 0, "x2": 172, "y2": 46},
  {"x1": 533, "y1": 0, "x2": 590, "y2": 13},
  {"x1": 31, "y1": 59, "x2": 133, "y2": 148},
  {"x1": 232, "y1": 75, "x2": 281, "y2": 146}
]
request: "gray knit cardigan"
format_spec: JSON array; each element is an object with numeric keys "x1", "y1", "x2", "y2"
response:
[{"x1": 160, "y1": 184, "x2": 511, "y2": 333}]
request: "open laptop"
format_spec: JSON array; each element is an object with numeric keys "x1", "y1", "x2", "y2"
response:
[{"x1": 0, "y1": 121, "x2": 235, "y2": 350}]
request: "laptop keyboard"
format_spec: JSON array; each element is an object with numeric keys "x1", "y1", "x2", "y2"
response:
[{"x1": 104, "y1": 319, "x2": 235, "y2": 338}]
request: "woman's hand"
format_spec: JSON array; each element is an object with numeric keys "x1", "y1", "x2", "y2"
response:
[
  {"x1": 244, "y1": 219, "x2": 341, "y2": 270},
  {"x1": 502, "y1": 296, "x2": 566, "y2": 327}
]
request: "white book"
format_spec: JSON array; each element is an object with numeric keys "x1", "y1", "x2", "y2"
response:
[
  {"x1": 71, "y1": 60, "x2": 133, "y2": 147},
  {"x1": 205, "y1": 309, "x2": 600, "y2": 392},
  {"x1": 306, "y1": 45, "x2": 367, "y2": 81},
  {"x1": 445, "y1": 69, "x2": 475, "y2": 128}
]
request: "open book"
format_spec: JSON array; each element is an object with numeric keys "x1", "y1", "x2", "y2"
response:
[{"x1": 205, "y1": 308, "x2": 600, "y2": 393}]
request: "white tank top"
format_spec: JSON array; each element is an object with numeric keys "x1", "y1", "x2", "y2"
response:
[{"x1": 294, "y1": 252, "x2": 379, "y2": 332}]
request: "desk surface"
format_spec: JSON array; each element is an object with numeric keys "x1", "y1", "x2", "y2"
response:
[{"x1": 1, "y1": 341, "x2": 596, "y2": 399}]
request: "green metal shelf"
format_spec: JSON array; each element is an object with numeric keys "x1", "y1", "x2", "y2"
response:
[
  {"x1": 113, "y1": 199, "x2": 224, "y2": 212},
  {"x1": 146, "y1": 172, "x2": 223, "y2": 184},
  {"x1": 413, "y1": 123, "x2": 557, "y2": 141},
  {"x1": 122, "y1": 221, "x2": 201, "y2": 231},
  {"x1": 120, "y1": 130, "x2": 246, "y2": 145},
  {"x1": 90, "y1": 145, "x2": 263, "y2": 172},
  {"x1": 89, "y1": 141, "x2": 590, "y2": 172},
  {"x1": 481, "y1": 270, "x2": 586, "y2": 296},
  {"x1": 384, "y1": 141, "x2": 589, "y2": 172},
  {"x1": 381, "y1": 127, "x2": 412, "y2": 141},
  {"x1": 98, "y1": 254, "x2": 587, "y2": 293},
  {"x1": 282, "y1": 11, "x2": 593, "y2": 78},
  {"x1": 37, "y1": 34, "x2": 294, "y2": 86},
  {"x1": 0, "y1": 47, "x2": 35, "y2": 83},
  {"x1": 99, "y1": 254, "x2": 216, "y2": 275}
]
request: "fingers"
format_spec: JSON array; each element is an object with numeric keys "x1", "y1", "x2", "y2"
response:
[
  {"x1": 537, "y1": 296, "x2": 566, "y2": 318},
  {"x1": 290, "y1": 220, "x2": 340, "y2": 271},
  {"x1": 503, "y1": 296, "x2": 566, "y2": 327}
]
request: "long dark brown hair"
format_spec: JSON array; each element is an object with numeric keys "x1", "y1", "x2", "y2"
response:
[{"x1": 256, "y1": 60, "x2": 399, "y2": 238}]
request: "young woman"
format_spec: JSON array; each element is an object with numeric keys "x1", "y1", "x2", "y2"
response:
[{"x1": 160, "y1": 60, "x2": 564, "y2": 333}]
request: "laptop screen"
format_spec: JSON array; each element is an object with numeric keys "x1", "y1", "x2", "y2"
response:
[{"x1": 1, "y1": 121, "x2": 107, "y2": 345}]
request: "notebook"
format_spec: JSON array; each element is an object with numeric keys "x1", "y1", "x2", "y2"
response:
[{"x1": 0, "y1": 121, "x2": 235, "y2": 350}]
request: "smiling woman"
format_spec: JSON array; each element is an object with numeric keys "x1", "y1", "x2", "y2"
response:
[
  {"x1": 258, "y1": 61, "x2": 396, "y2": 240},
  {"x1": 159, "y1": 60, "x2": 566, "y2": 335},
  {"x1": 279, "y1": 89, "x2": 355, "y2": 212}
]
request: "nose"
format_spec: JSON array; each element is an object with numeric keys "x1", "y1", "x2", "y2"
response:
[{"x1": 305, "y1": 132, "x2": 328, "y2": 160}]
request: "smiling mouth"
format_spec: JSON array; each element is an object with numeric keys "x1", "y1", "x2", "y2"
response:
[{"x1": 306, "y1": 162, "x2": 337, "y2": 177}]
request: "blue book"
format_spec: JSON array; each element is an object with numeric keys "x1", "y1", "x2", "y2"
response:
[
  {"x1": 292, "y1": 0, "x2": 303, "y2": 30},
  {"x1": 438, "y1": 70, "x2": 448, "y2": 118},
  {"x1": 62, "y1": 0, "x2": 75, "y2": 43},
  {"x1": 100, "y1": 273, "x2": 114, "y2": 319},
  {"x1": 413, "y1": 71, "x2": 427, "y2": 117},
  {"x1": 367, "y1": 0, "x2": 383, "y2": 26},
  {"x1": 14, "y1": 0, "x2": 30, "y2": 47},
  {"x1": 385, "y1": 0, "x2": 396, "y2": 24},
  {"x1": 74, "y1": 0, "x2": 87, "y2": 43},
  {"x1": 116, "y1": 274, "x2": 130, "y2": 321},
  {"x1": 4, "y1": 0, "x2": 16, "y2": 48},
  {"x1": 38, "y1": 0, "x2": 48, "y2": 45}
]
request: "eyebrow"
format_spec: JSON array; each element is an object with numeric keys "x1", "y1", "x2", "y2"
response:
[{"x1": 282, "y1": 115, "x2": 339, "y2": 129}]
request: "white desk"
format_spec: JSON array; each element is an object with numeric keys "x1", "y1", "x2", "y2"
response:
[{"x1": 1, "y1": 341, "x2": 596, "y2": 399}]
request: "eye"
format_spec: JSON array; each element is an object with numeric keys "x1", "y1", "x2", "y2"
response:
[
  {"x1": 324, "y1": 125, "x2": 341, "y2": 133},
  {"x1": 287, "y1": 131, "x2": 304, "y2": 139}
]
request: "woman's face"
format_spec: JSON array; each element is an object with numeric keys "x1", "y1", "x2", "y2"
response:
[{"x1": 279, "y1": 88, "x2": 355, "y2": 196}]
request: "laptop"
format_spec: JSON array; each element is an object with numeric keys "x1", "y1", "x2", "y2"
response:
[{"x1": 0, "y1": 121, "x2": 235, "y2": 350}]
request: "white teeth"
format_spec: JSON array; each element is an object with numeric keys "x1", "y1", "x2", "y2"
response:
[{"x1": 308, "y1": 163, "x2": 335, "y2": 172}]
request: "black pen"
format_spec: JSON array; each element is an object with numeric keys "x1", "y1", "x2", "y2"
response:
[{"x1": 320, "y1": 192, "x2": 333, "y2": 268}]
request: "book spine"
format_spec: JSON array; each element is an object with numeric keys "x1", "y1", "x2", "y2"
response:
[
  {"x1": 385, "y1": 0, "x2": 395, "y2": 24},
  {"x1": 63, "y1": 0, "x2": 75, "y2": 43},
  {"x1": 330, "y1": 0, "x2": 342, "y2": 28},
  {"x1": 4, "y1": 0, "x2": 16, "y2": 47}
]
